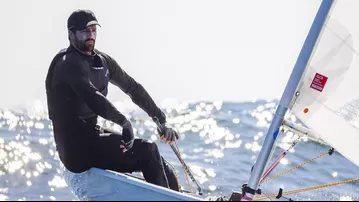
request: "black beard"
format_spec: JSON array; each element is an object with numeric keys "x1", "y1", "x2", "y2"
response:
[{"x1": 75, "y1": 38, "x2": 94, "y2": 52}]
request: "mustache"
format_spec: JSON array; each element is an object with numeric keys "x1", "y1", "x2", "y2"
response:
[{"x1": 85, "y1": 39, "x2": 95, "y2": 42}]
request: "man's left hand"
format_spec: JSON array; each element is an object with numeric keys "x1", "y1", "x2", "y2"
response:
[{"x1": 157, "y1": 123, "x2": 179, "y2": 144}]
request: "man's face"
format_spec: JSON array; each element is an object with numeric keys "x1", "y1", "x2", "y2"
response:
[{"x1": 73, "y1": 24, "x2": 97, "y2": 52}]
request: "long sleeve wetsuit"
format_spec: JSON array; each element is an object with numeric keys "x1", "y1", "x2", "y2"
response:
[{"x1": 45, "y1": 45, "x2": 178, "y2": 191}]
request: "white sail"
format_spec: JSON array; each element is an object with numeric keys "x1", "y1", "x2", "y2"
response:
[{"x1": 291, "y1": 0, "x2": 359, "y2": 167}]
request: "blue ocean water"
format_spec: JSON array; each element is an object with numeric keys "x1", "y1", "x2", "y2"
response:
[{"x1": 0, "y1": 100, "x2": 359, "y2": 201}]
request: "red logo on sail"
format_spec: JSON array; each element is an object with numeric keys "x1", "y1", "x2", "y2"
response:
[{"x1": 310, "y1": 73, "x2": 328, "y2": 92}]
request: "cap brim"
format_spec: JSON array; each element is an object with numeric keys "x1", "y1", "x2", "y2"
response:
[{"x1": 86, "y1": 20, "x2": 101, "y2": 27}]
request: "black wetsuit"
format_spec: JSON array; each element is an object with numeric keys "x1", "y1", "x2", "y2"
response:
[{"x1": 45, "y1": 45, "x2": 178, "y2": 191}]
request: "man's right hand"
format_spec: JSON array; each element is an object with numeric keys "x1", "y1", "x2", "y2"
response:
[{"x1": 120, "y1": 122, "x2": 135, "y2": 152}]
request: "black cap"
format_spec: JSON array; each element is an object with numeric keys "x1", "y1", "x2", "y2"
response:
[{"x1": 67, "y1": 9, "x2": 101, "y2": 31}]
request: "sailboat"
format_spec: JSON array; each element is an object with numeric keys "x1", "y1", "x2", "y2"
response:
[
  {"x1": 241, "y1": 0, "x2": 359, "y2": 200},
  {"x1": 62, "y1": 0, "x2": 359, "y2": 200}
]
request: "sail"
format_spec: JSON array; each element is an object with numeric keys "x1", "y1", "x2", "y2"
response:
[{"x1": 290, "y1": 0, "x2": 359, "y2": 167}]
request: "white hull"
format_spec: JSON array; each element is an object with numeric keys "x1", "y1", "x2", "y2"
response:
[{"x1": 62, "y1": 166, "x2": 204, "y2": 201}]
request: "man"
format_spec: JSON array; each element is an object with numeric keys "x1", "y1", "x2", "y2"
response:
[{"x1": 45, "y1": 9, "x2": 180, "y2": 191}]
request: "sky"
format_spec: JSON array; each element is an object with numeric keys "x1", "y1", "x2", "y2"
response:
[{"x1": 0, "y1": 0, "x2": 322, "y2": 109}]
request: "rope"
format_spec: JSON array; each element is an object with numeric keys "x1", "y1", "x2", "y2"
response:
[
  {"x1": 260, "y1": 191, "x2": 273, "y2": 201},
  {"x1": 253, "y1": 148, "x2": 337, "y2": 200},
  {"x1": 260, "y1": 137, "x2": 301, "y2": 184},
  {"x1": 260, "y1": 149, "x2": 332, "y2": 184},
  {"x1": 157, "y1": 136, "x2": 194, "y2": 194},
  {"x1": 254, "y1": 177, "x2": 359, "y2": 201},
  {"x1": 166, "y1": 160, "x2": 182, "y2": 192}
]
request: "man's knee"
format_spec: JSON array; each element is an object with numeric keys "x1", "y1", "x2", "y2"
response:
[{"x1": 141, "y1": 139, "x2": 159, "y2": 153}]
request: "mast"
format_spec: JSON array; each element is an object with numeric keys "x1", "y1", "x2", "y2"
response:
[{"x1": 241, "y1": 0, "x2": 334, "y2": 201}]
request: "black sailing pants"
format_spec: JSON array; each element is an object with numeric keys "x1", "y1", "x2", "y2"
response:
[{"x1": 92, "y1": 134, "x2": 179, "y2": 192}]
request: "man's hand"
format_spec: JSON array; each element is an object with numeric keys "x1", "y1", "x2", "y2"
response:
[
  {"x1": 120, "y1": 121, "x2": 135, "y2": 152},
  {"x1": 157, "y1": 122, "x2": 179, "y2": 144}
]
